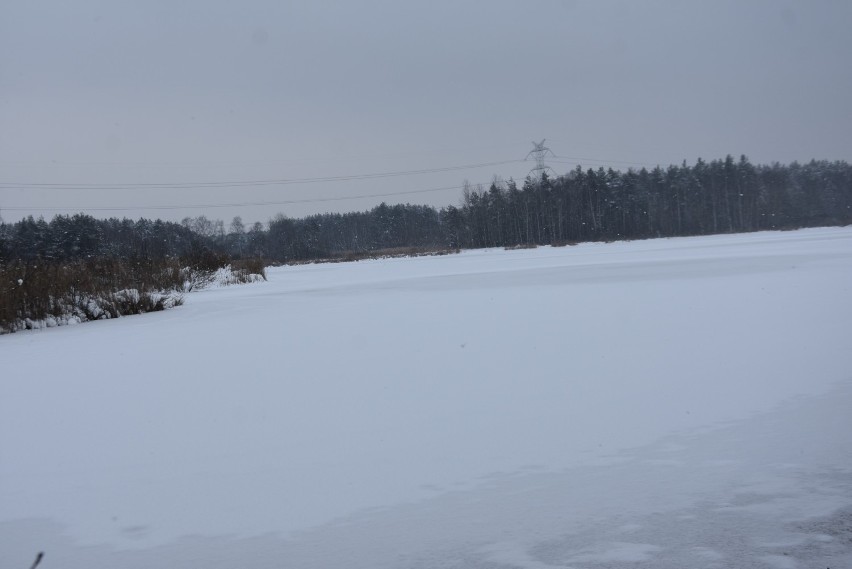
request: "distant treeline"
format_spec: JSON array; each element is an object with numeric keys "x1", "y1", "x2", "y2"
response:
[
  {"x1": 1, "y1": 156, "x2": 850, "y2": 264},
  {"x1": 0, "y1": 215, "x2": 210, "y2": 262}
]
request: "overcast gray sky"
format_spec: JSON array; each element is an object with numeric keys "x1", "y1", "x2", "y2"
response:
[{"x1": 2, "y1": 0, "x2": 851, "y2": 225}]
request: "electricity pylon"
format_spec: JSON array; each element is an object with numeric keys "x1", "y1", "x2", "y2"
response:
[{"x1": 525, "y1": 139, "x2": 556, "y2": 181}]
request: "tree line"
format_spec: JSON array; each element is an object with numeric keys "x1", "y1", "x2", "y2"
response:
[
  {"x1": 448, "y1": 155, "x2": 850, "y2": 248},
  {"x1": 2, "y1": 156, "x2": 850, "y2": 264}
]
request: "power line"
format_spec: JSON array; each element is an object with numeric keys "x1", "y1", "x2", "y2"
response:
[
  {"x1": 0, "y1": 159, "x2": 522, "y2": 190},
  {"x1": 0, "y1": 151, "x2": 663, "y2": 214},
  {"x1": 0, "y1": 142, "x2": 525, "y2": 168},
  {"x1": 551, "y1": 155, "x2": 656, "y2": 167},
  {"x1": 0, "y1": 182, "x2": 475, "y2": 213}
]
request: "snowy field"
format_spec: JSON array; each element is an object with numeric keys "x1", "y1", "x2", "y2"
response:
[{"x1": 2, "y1": 227, "x2": 852, "y2": 569}]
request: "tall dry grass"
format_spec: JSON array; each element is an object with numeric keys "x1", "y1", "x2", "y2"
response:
[{"x1": 0, "y1": 255, "x2": 265, "y2": 334}]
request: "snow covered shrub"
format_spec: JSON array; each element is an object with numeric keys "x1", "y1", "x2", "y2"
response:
[
  {"x1": 180, "y1": 265, "x2": 217, "y2": 292},
  {"x1": 176, "y1": 250, "x2": 252, "y2": 291},
  {"x1": 177, "y1": 257, "x2": 266, "y2": 291},
  {"x1": 232, "y1": 258, "x2": 267, "y2": 281},
  {"x1": 99, "y1": 289, "x2": 183, "y2": 318},
  {"x1": 0, "y1": 259, "x2": 186, "y2": 334}
]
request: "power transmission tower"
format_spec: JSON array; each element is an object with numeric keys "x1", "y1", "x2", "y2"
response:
[{"x1": 525, "y1": 139, "x2": 556, "y2": 181}]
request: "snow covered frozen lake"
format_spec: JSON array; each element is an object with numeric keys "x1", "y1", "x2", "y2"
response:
[{"x1": 2, "y1": 227, "x2": 852, "y2": 568}]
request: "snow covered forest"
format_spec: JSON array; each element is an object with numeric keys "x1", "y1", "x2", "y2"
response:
[{"x1": 2, "y1": 156, "x2": 851, "y2": 264}]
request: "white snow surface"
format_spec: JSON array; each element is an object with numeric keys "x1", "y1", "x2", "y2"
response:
[{"x1": 2, "y1": 227, "x2": 852, "y2": 568}]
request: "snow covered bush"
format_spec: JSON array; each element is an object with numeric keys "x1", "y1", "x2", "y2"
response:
[
  {"x1": 0, "y1": 260, "x2": 185, "y2": 334},
  {"x1": 0, "y1": 253, "x2": 267, "y2": 334}
]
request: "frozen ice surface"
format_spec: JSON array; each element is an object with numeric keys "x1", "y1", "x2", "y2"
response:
[{"x1": 2, "y1": 227, "x2": 851, "y2": 568}]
